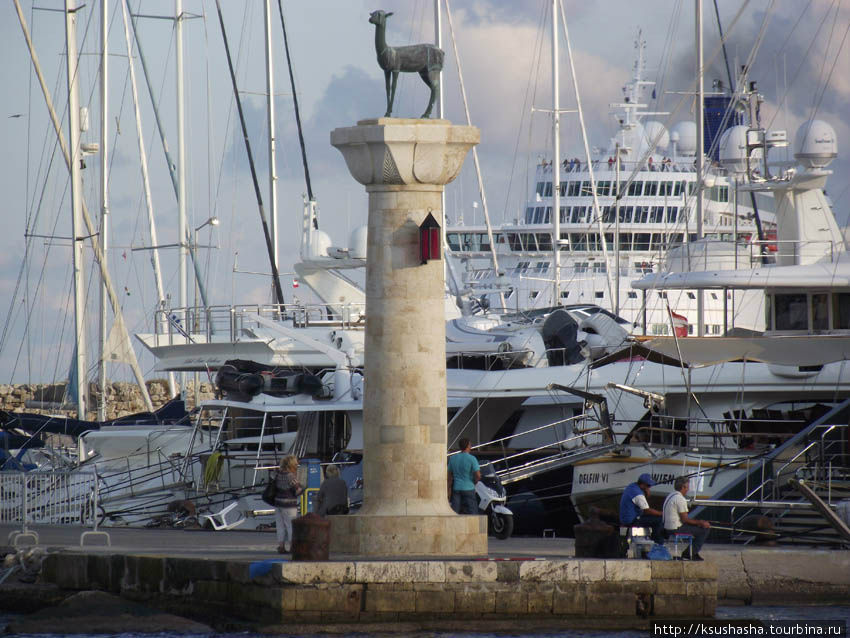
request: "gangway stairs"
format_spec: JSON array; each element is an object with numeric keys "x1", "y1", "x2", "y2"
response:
[{"x1": 693, "y1": 398, "x2": 850, "y2": 547}]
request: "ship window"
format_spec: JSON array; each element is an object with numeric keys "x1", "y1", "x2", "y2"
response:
[
  {"x1": 628, "y1": 181, "x2": 643, "y2": 196},
  {"x1": 581, "y1": 206, "x2": 590, "y2": 222},
  {"x1": 530, "y1": 291, "x2": 540, "y2": 299},
  {"x1": 621, "y1": 206, "x2": 634, "y2": 223},
  {"x1": 559, "y1": 206, "x2": 567, "y2": 223},
  {"x1": 532, "y1": 207, "x2": 543, "y2": 224},
  {"x1": 559, "y1": 182, "x2": 567, "y2": 196},
  {"x1": 447, "y1": 233, "x2": 461, "y2": 251},
  {"x1": 478, "y1": 233, "x2": 491, "y2": 252},
  {"x1": 545, "y1": 182, "x2": 553, "y2": 197},
  {"x1": 569, "y1": 207, "x2": 581, "y2": 223},
  {"x1": 581, "y1": 181, "x2": 593, "y2": 196},
  {"x1": 711, "y1": 293, "x2": 718, "y2": 300},
  {"x1": 649, "y1": 206, "x2": 664, "y2": 223},
  {"x1": 461, "y1": 233, "x2": 476, "y2": 251},
  {"x1": 595, "y1": 291, "x2": 604, "y2": 299},
  {"x1": 674, "y1": 181, "x2": 684, "y2": 196},
  {"x1": 687, "y1": 292, "x2": 696, "y2": 300},
  {"x1": 833, "y1": 293, "x2": 850, "y2": 329},
  {"x1": 669, "y1": 233, "x2": 683, "y2": 246},
  {"x1": 813, "y1": 293, "x2": 829, "y2": 331},
  {"x1": 593, "y1": 262, "x2": 607, "y2": 273},
  {"x1": 536, "y1": 233, "x2": 552, "y2": 251},
  {"x1": 515, "y1": 261, "x2": 530, "y2": 274},
  {"x1": 587, "y1": 233, "x2": 601, "y2": 251},
  {"x1": 710, "y1": 324, "x2": 722, "y2": 335},
  {"x1": 524, "y1": 207, "x2": 534, "y2": 223},
  {"x1": 650, "y1": 234, "x2": 664, "y2": 251},
  {"x1": 652, "y1": 323, "x2": 669, "y2": 335},
  {"x1": 604, "y1": 233, "x2": 614, "y2": 250},
  {"x1": 688, "y1": 182, "x2": 697, "y2": 196},
  {"x1": 544, "y1": 207, "x2": 552, "y2": 224},
  {"x1": 628, "y1": 291, "x2": 638, "y2": 299},
  {"x1": 659, "y1": 181, "x2": 674, "y2": 196},
  {"x1": 634, "y1": 261, "x2": 653, "y2": 273},
  {"x1": 658, "y1": 292, "x2": 667, "y2": 299},
  {"x1": 667, "y1": 207, "x2": 678, "y2": 222},
  {"x1": 536, "y1": 182, "x2": 545, "y2": 196},
  {"x1": 507, "y1": 233, "x2": 522, "y2": 251},
  {"x1": 571, "y1": 234, "x2": 587, "y2": 251},
  {"x1": 535, "y1": 261, "x2": 549, "y2": 272},
  {"x1": 688, "y1": 233, "x2": 698, "y2": 243},
  {"x1": 634, "y1": 234, "x2": 651, "y2": 251},
  {"x1": 568, "y1": 181, "x2": 581, "y2": 196},
  {"x1": 574, "y1": 262, "x2": 589, "y2": 273},
  {"x1": 618, "y1": 233, "x2": 632, "y2": 250},
  {"x1": 561, "y1": 291, "x2": 570, "y2": 298},
  {"x1": 775, "y1": 293, "x2": 808, "y2": 331},
  {"x1": 688, "y1": 325, "x2": 694, "y2": 335},
  {"x1": 597, "y1": 181, "x2": 611, "y2": 196},
  {"x1": 602, "y1": 206, "x2": 615, "y2": 223},
  {"x1": 522, "y1": 233, "x2": 537, "y2": 251},
  {"x1": 645, "y1": 181, "x2": 658, "y2": 196}
]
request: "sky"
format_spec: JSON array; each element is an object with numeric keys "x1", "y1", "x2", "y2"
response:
[{"x1": 0, "y1": 0, "x2": 847, "y2": 385}]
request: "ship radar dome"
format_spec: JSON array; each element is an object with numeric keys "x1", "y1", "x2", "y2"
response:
[
  {"x1": 307, "y1": 229, "x2": 332, "y2": 259},
  {"x1": 794, "y1": 120, "x2": 837, "y2": 168},
  {"x1": 643, "y1": 121, "x2": 670, "y2": 151},
  {"x1": 349, "y1": 225, "x2": 368, "y2": 259},
  {"x1": 718, "y1": 125, "x2": 750, "y2": 174},
  {"x1": 671, "y1": 121, "x2": 697, "y2": 155}
]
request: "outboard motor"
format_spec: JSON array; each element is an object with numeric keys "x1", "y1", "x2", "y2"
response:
[{"x1": 541, "y1": 309, "x2": 584, "y2": 366}]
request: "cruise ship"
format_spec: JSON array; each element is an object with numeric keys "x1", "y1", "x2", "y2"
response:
[{"x1": 446, "y1": 37, "x2": 785, "y2": 337}]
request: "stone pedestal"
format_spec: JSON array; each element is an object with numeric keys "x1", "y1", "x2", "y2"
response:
[{"x1": 329, "y1": 119, "x2": 486, "y2": 556}]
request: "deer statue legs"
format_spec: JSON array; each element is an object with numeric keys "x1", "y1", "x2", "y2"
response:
[
  {"x1": 419, "y1": 69, "x2": 440, "y2": 119},
  {"x1": 384, "y1": 70, "x2": 399, "y2": 118}
]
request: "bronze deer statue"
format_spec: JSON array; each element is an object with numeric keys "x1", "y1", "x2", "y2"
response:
[{"x1": 369, "y1": 10, "x2": 444, "y2": 119}]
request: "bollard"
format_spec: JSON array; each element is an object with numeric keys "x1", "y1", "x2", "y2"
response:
[{"x1": 291, "y1": 512, "x2": 330, "y2": 561}]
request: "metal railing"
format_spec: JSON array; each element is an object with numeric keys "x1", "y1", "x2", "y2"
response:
[
  {"x1": 0, "y1": 470, "x2": 110, "y2": 547},
  {"x1": 151, "y1": 301, "x2": 367, "y2": 346}
]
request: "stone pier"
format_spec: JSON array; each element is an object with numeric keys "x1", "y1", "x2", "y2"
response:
[{"x1": 329, "y1": 119, "x2": 487, "y2": 555}]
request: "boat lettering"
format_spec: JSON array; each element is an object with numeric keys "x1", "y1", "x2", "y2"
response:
[
  {"x1": 577, "y1": 472, "x2": 609, "y2": 485},
  {"x1": 651, "y1": 473, "x2": 675, "y2": 485}
]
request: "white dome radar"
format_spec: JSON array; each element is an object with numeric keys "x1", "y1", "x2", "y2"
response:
[
  {"x1": 348, "y1": 225, "x2": 368, "y2": 259},
  {"x1": 307, "y1": 229, "x2": 332, "y2": 259},
  {"x1": 643, "y1": 121, "x2": 670, "y2": 151},
  {"x1": 718, "y1": 125, "x2": 750, "y2": 174},
  {"x1": 671, "y1": 121, "x2": 697, "y2": 155},
  {"x1": 795, "y1": 120, "x2": 837, "y2": 168}
]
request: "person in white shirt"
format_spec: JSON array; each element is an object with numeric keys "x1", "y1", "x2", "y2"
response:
[{"x1": 662, "y1": 476, "x2": 710, "y2": 561}]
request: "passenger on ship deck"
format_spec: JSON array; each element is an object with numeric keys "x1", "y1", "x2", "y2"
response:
[
  {"x1": 607, "y1": 156, "x2": 614, "y2": 169},
  {"x1": 662, "y1": 476, "x2": 711, "y2": 561},
  {"x1": 619, "y1": 473, "x2": 664, "y2": 543}
]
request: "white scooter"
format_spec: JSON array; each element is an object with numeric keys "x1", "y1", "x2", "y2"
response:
[{"x1": 476, "y1": 463, "x2": 514, "y2": 539}]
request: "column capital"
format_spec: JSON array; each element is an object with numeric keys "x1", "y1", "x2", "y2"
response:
[{"x1": 331, "y1": 118, "x2": 479, "y2": 187}]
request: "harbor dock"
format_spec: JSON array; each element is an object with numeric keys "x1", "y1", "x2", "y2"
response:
[{"x1": 2, "y1": 525, "x2": 848, "y2": 633}]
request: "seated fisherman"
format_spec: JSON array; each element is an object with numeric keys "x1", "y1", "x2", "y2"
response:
[
  {"x1": 662, "y1": 476, "x2": 711, "y2": 561},
  {"x1": 619, "y1": 473, "x2": 664, "y2": 542}
]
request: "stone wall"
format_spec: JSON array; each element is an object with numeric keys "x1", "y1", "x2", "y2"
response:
[
  {"x1": 40, "y1": 553, "x2": 717, "y2": 627},
  {"x1": 0, "y1": 380, "x2": 216, "y2": 421}
]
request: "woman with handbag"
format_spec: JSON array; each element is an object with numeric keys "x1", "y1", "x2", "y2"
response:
[{"x1": 273, "y1": 455, "x2": 303, "y2": 553}]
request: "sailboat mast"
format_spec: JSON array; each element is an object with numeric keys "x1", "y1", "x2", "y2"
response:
[
  {"x1": 551, "y1": 0, "x2": 561, "y2": 305},
  {"x1": 263, "y1": 0, "x2": 278, "y2": 272},
  {"x1": 695, "y1": 0, "x2": 705, "y2": 337},
  {"x1": 98, "y1": 0, "x2": 109, "y2": 421},
  {"x1": 176, "y1": 0, "x2": 188, "y2": 386},
  {"x1": 65, "y1": 0, "x2": 87, "y2": 419}
]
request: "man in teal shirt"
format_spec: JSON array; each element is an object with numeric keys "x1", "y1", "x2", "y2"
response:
[{"x1": 447, "y1": 438, "x2": 481, "y2": 514}]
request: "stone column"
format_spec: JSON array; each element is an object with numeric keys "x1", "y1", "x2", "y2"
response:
[{"x1": 329, "y1": 118, "x2": 487, "y2": 556}]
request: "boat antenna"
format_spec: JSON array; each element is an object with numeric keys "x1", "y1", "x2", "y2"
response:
[
  {"x1": 277, "y1": 0, "x2": 316, "y2": 228},
  {"x1": 712, "y1": 0, "x2": 766, "y2": 253},
  {"x1": 214, "y1": 0, "x2": 285, "y2": 306}
]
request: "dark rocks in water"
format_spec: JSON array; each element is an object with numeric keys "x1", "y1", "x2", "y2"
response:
[{"x1": 5, "y1": 590, "x2": 212, "y2": 634}]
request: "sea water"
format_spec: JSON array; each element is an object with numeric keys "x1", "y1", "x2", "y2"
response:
[{"x1": 2, "y1": 606, "x2": 849, "y2": 637}]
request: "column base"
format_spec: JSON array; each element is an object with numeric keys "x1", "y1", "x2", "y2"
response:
[{"x1": 328, "y1": 514, "x2": 488, "y2": 556}]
